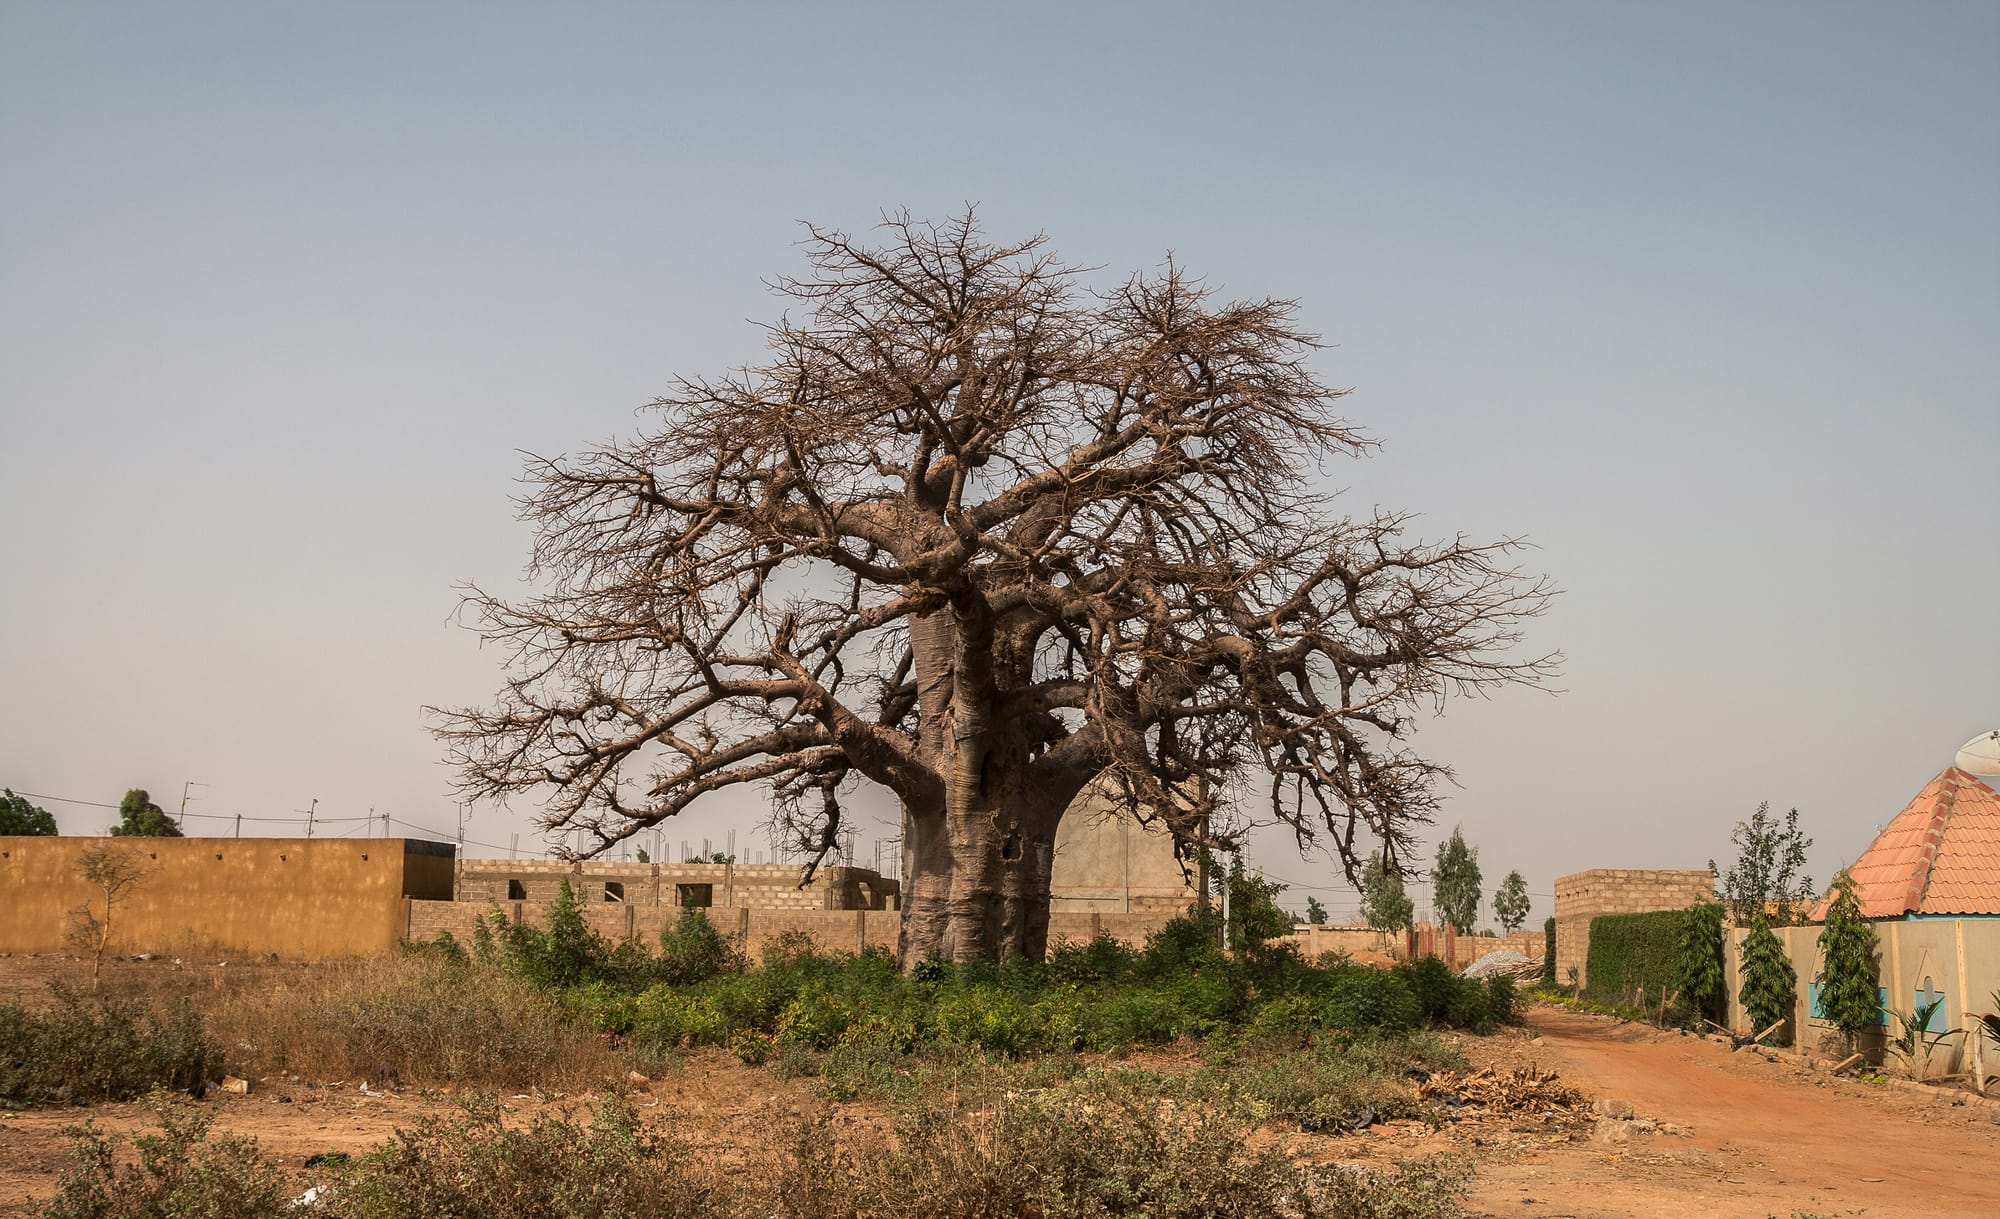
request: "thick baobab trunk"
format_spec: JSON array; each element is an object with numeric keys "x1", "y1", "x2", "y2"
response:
[
  {"x1": 896, "y1": 774, "x2": 1064, "y2": 967},
  {"x1": 896, "y1": 606, "x2": 1073, "y2": 968}
]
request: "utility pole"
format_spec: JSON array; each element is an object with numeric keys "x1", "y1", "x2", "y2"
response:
[
  {"x1": 234, "y1": 813, "x2": 242, "y2": 838},
  {"x1": 301, "y1": 798, "x2": 317, "y2": 839},
  {"x1": 378, "y1": 807, "x2": 389, "y2": 838},
  {"x1": 177, "y1": 780, "x2": 207, "y2": 832}
]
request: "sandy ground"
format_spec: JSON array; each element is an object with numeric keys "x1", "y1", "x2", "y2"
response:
[
  {"x1": 1456, "y1": 1007, "x2": 2000, "y2": 1219},
  {"x1": 2, "y1": 957, "x2": 1996, "y2": 1217}
]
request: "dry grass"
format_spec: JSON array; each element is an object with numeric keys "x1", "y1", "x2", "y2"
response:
[{"x1": 8, "y1": 953, "x2": 619, "y2": 1091}]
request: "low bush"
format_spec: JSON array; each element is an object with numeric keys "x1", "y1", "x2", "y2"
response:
[
  {"x1": 44, "y1": 1085, "x2": 1471, "y2": 1219},
  {"x1": 44, "y1": 1101, "x2": 289, "y2": 1219},
  {"x1": 0, "y1": 984, "x2": 219, "y2": 1107}
]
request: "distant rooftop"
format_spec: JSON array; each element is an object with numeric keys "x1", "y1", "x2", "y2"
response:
[{"x1": 1818, "y1": 767, "x2": 2000, "y2": 919}]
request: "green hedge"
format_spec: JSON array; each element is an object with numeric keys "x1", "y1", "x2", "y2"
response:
[{"x1": 1584, "y1": 911, "x2": 1681, "y2": 1004}]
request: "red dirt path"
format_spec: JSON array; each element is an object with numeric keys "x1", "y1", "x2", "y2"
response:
[{"x1": 1459, "y1": 1007, "x2": 2000, "y2": 1218}]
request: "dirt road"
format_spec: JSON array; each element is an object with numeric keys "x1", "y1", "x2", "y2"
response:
[{"x1": 1461, "y1": 1007, "x2": 2000, "y2": 1219}]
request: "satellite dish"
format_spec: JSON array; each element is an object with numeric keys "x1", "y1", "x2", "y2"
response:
[{"x1": 1957, "y1": 730, "x2": 2000, "y2": 776}]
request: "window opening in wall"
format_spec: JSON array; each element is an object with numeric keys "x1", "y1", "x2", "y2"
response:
[
  {"x1": 676, "y1": 883, "x2": 713, "y2": 908},
  {"x1": 604, "y1": 881, "x2": 625, "y2": 903},
  {"x1": 508, "y1": 879, "x2": 527, "y2": 900}
]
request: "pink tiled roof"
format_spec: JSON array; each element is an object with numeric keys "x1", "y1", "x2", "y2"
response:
[{"x1": 1817, "y1": 768, "x2": 2000, "y2": 919}]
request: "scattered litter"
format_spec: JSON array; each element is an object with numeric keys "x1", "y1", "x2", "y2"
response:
[
  {"x1": 626, "y1": 1070, "x2": 651, "y2": 1086},
  {"x1": 220, "y1": 1076, "x2": 250, "y2": 1094},
  {"x1": 303, "y1": 1152, "x2": 350, "y2": 1168},
  {"x1": 358, "y1": 1085, "x2": 385, "y2": 1098},
  {"x1": 289, "y1": 1184, "x2": 326, "y2": 1211},
  {"x1": 131, "y1": 953, "x2": 157, "y2": 961},
  {"x1": 1416, "y1": 1066, "x2": 1587, "y2": 1114}
]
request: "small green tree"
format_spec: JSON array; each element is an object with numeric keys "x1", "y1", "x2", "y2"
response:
[
  {"x1": 535, "y1": 877, "x2": 603, "y2": 987},
  {"x1": 1739, "y1": 913, "x2": 1797, "y2": 1044},
  {"x1": 1220, "y1": 855, "x2": 1294, "y2": 952},
  {"x1": 1815, "y1": 870, "x2": 1879, "y2": 1053},
  {"x1": 1711, "y1": 802, "x2": 1813, "y2": 926},
  {"x1": 635, "y1": 847, "x2": 649, "y2": 864},
  {"x1": 658, "y1": 906, "x2": 738, "y2": 984},
  {"x1": 0, "y1": 789, "x2": 58, "y2": 835},
  {"x1": 1304, "y1": 896, "x2": 1328, "y2": 925},
  {"x1": 1431, "y1": 827, "x2": 1482, "y2": 934},
  {"x1": 1492, "y1": 870, "x2": 1530, "y2": 933},
  {"x1": 1674, "y1": 900, "x2": 1726, "y2": 1024},
  {"x1": 1359, "y1": 850, "x2": 1414, "y2": 937},
  {"x1": 108, "y1": 790, "x2": 182, "y2": 838},
  {"x1": 1541, "y1": 915, "x2": 1557, "y2": 986}
]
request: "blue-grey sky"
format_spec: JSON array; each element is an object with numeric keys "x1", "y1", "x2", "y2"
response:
[{"x1": 4, "y1": 2, "x2": 1995, "y2": 923}]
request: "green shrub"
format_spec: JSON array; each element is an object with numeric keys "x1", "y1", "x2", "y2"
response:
[
  {"x1": 1542, "y1": 916, "x2": 1556, "y2": 986},
  {"x1": 1814, "y1": 871, "x2": 1879, "y2": 1049},
  {"x1": 934, "y1": 988, "x2": 1034, "y2": 1056},
  {"x1": 1397, "y1": 957, "x2": 1458, "y2": 1026},
  {"x1": 657, "y1": 907, "x2": 739, "y2": 985},
  {"x1": 336, "y1": 1096, "x2": 718, "y2": 1219},
  {"x1": 1046, "y1": 932, "x2": 1138, "y2": 984},
  {"x1": 1584, "y1": 910, "x2": 1681, "y2": 1005},
  {"x1": 776, "y1": 986, "x2": 857, "y2": 1051},
  {"x1": 1319, "y1": 969, "x2": 1420, "y2": 1035},
  {"x1": 0, "y1": 985, "x2": 220, "y2": 1107},
  {"x1": 1673, "y1": 902, "x2": 1726, "y2": 1024},
  {"x1": 44, "y1": 1102, "x2": 290, "y2": 1219},
  {"x1": 1739, "y1": 914, "x2": 1798, "y2": 1045}
]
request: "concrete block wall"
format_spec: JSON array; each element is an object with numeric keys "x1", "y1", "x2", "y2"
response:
[
  {"x1": 407, "y1": 900, "x2": 1192, "y2": 958},
  {"x1": 454, "y1": 860, "x2": 899, "y2": 912},
  {"x1": 1720, "y1": 917, "x2": 2000, "y2": 1071},
  {"x1": 1553, "y1": 868, "x2": 1714, "y2": 989}
]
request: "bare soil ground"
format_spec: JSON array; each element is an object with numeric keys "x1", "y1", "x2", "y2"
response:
[
  {"x1": 1454, "y1": 1007, "x2": 2000, "y2": 1218},
  {"x1": 2, "y1": 956, "x2": 1995, "y2": 1217}
]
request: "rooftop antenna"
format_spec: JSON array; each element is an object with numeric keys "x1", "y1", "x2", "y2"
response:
[{"x1": 177, "y1": 780, "x2": 207, "y2": 832}]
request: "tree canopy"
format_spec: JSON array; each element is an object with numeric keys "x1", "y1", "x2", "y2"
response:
[
  {"x1": 1360, "y1": 850, "x2": 1415, "y2": 934},
  {"x1": 1492, "y1": 869, "x2": 1530, "y2": 934},
  {"x1": 0, "y1": 789, "x2": 58, "y2": 836},
  {"x1": 440, "y1": 213, "x2": 1552, "y2": 963},
  {"x1": 1710, "y1": 803, "x2": 1813, "y2": 926},
  {"x1": 1431, "y1": 826, "x2": 1482, "y2": 934},
  {"x1": 108, "y1": 790, "x2": 181, "y2": 838}
]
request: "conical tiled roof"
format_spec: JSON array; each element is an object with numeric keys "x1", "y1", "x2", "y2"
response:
[{"x1": 1818, "y1": 767, "x2": 2000, "y2": 919}]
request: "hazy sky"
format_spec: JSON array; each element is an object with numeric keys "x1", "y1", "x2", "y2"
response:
[{"x1": 3, "y1": 3, "x2": 1994, "y2": 924}]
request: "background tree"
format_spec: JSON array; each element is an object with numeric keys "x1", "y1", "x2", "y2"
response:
[
  {"x1": 65, "y1": 843, "x2": 153, "y2": 987},
  {"x1": 1815, "y1": 870, "x2": 1879, "y2": 1054},
  {"x1": 439, "y1": 214, "x2": 1552, "y2": 966},
  {"x1": 1673, "y1": 899, "x2": 1726, "y2": 1026},
  {"x1": 1710, "y1": 802, "x2": 1812, "y2": 926},
  {"x1": 0, "y1": 789, "x2": 58, "y2": 836},
  {"x1": 1431, "y1": 826, "x2": 1482, "y2": 934},
  {"x1": 1492, "y1": 869, "x2": 1530, "y2": 933},
  {"x1": 1305, "y1": 896, "x2": 1328, "y2": 925},
  {"x1": 1359, "y1": 849, "x2": 1415, "y2": 936},
  {"x1": 1217, "y1": 855, "x2": 1295, "y2": 953},
  {"x1": 108, "y1": 790, "x2": 182, "y2": 838},
  {"x1": 1739, "y1": 912, "x2": 1798, "y2": 1044}
]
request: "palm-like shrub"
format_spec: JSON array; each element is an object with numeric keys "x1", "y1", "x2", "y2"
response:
[
  {"x1": 1674, "y1": 901, "x2": 1725, "y2": 1024},
  {"x1": 1814, "y1": 870, "x2": 1879, "y2": 1052},
  {"x1": 1739, "y1": 914, "x2": 1797, "y2": 1045}
]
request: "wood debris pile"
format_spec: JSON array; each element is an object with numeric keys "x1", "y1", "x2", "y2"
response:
[{"x1": 1415, "y1": 1065, "x2": 1586, "y2": 1114}]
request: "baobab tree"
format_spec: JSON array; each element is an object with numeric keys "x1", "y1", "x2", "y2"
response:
[{"x1": 439, "y1": 213, "x2": 1554, "y2": 966}]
